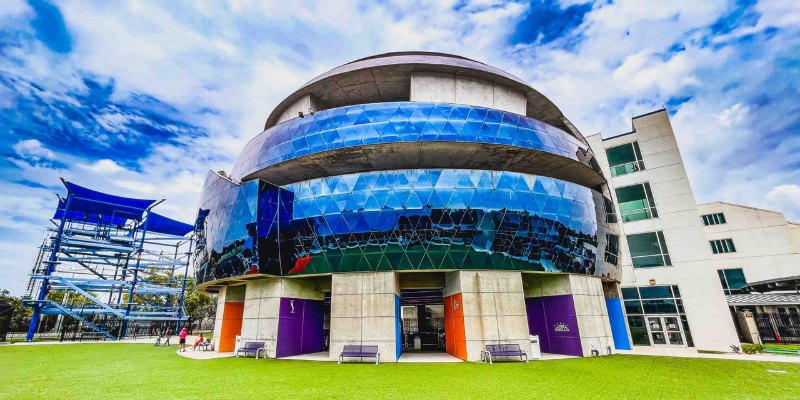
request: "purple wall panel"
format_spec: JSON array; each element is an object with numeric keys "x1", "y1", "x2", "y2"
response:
[
  {"x1": 276, "y1": 297, "x2": 324, "y2": 358},
  {"x1": 526, "y1": 295, "x2": 583, "y2": 357}
]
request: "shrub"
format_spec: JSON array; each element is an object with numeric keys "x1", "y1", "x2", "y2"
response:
[{"x1": 742, "y1": 344, "x2": 762, "y2": 354}]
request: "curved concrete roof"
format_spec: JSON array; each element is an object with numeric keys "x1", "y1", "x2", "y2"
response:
[{"x1": 264, "y1": 52, "x2": 582, "y2": 138}]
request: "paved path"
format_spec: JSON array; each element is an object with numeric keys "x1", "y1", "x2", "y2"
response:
[{"x1": 618, "y1": 346, "x2": 800, "y2": 363}]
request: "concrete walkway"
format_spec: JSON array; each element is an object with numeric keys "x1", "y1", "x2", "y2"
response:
[
  {"x1": 177, "y1": 350, "x2": 234, "y2": 360},
  {"x1": 398, "y1": 352, "x2": 463, "y2": 362},
  {"x1": 617, "y1": 346, "x2": 800, "y2": 363},
  {"x1": 281, "y1": 351, "x2": 332, "y2": 362}
]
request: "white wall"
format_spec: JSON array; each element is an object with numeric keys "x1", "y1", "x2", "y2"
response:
[
  {"x1": 410, "y1": 72, "x2": 526, "y2": 115},
  {"x1": 586, "y1": 110, "x2": 741, "y2": 352},
  {"x1": 698, "y1": 202, "x2": 800, "y2": 283},
  {"x1": 276, "y1": 94, "x2": 319, "y2": 125}
]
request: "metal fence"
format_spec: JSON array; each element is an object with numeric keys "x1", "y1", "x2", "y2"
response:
[{"x1": 753, "y1": 312, "x2": 800, "y2": 344}]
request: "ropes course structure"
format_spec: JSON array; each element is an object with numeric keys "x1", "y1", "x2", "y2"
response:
[{"x1": 22, "y1": 179, "x2": 195, "y2": 341}]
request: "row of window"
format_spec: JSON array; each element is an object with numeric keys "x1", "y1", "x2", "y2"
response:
[{"x1": 604, "y1": 232, "x2": 736, "y2": 269}]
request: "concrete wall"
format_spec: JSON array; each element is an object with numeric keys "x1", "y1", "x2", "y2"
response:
[
  {"x1": 410, "y1": 72, "x2": 526, "y2": 115},
  {"x1": 276, "y1": 94, "x2": 319, "y2": 125},
  {"x1": 237, "y1": 277, "x2": 324, "y2": 357},
  {"x1": 445, "y1": 270, "x2": 530, "y2": 361},
  {"x1": 586, "y1": 110, "x2": 741, "y2": 352},
  {"x1": 329, "y1": 272, "x2": 401, "y2": 362},
  {"x1": 523, "y1": 274, "x2": 614, "y2": 356},
  {"x1": 698, "y1": 202, "x2": 800, "y2": 283}
]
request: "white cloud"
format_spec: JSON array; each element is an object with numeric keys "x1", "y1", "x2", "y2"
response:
[
  {"x1": 12, "y1": 139, "x2": 55, "y2": 160},
  {"x1": 115, "y1": 180, "x2": 158, "y2": 194},
  {"x1": 2, "y1": 0, "x2": 800, "y2": 294},
  {"x1": 766, "y1": 184, "x2": 800, "y2": 221},
  {"x1": 78, "y1": 159, "x2": 127, "y2": 174}
]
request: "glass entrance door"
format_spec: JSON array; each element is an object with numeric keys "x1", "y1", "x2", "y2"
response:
[{"x1": 646, "y1": 316, "x2": 685, "y2": 346}]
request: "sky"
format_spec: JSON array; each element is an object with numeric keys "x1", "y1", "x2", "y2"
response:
[{"x1": 1, "y1": 0, "x2": 798, "y2": 294}]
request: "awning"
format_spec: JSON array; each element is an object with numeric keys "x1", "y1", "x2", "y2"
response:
[
  {"x1": 742, "y1": 275, "x2": 800, "y2": 293},
  {"x1": 146, "y1": 213, "x2": 195, "y2": 236},
  {"x1": 53, "y1": 181, "x2": 158, "y2": 222},
  {"x1": 727, "y1": 293, "x2": 800, "y2": 306}
]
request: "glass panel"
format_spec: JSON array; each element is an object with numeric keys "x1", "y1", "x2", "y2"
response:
[
  {"x1": 627, "y1": 232, "x2": 668, "y2": 268},
  {"x1": 724, "y1": 269, "x2": 747, "y2": 290},
  {"x1": 605, "y1": 234, "x2": 619, "y2": 265},
  {"x1": 628, "y1": 316, "x2": 650, "y2": 346},
  {"x1": 663, "y1": 317, "x2": 680, "y2": 332},
  {"x1": 647, "y1": 317, "x2": 663, "y2": 331},
  {"x1": 667, "y1": 331, "x2": 684, "y2": 345},
  {"x1": 639, "y1": 286, "x2": 672, "y2": 299},
  {"x1": 607, "y1": 143, "x2": 637, "y2": 166},
  {"x1": 621, "y1": 287, "x2": 639, "y2": 299},
  {"x1": 642, "y1": 299, "x2": 678, "y2": 314},
  {"x1": 680, "y1": 315, "x2": 694, "y2": 347},
  {"x1": 616, "y1": 184, "x2": 653, "y2": 222},
  {"x1": 606, "y1": 142, "x2": 645, "y2": 177},
  {"x1": 627, "y1": 232, "x2": 660, "y2": 257},
  {"x1": 624, "y1": 300, "x2": 643, "y2": 315}
]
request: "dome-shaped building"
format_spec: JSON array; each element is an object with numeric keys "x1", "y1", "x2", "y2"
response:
[{"x1": 195, "y1": 52, "x2": 627, "y2": 361}]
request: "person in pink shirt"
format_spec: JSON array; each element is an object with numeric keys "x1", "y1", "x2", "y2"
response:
[{"x1": 178, "y1": 327, "x2": 188, "y2": 352}]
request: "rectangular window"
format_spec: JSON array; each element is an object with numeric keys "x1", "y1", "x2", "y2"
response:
[
  {"x1": 606, "y1": 141, "x2": 646, "y2": 177},
  {"x1": 718, "y1": 268, "x2": 747, "y2": 295},
  {"x1": 621, "y1": 285, "x2": 693, "y2": 347},
  {"x1": 604, "y1": 196, "x2": 617, "y2": 223},
  {"x1": 604, "y1": 234, "x2": 619, "y2": 265},
  {"x1": 710, "y1": 238, "x2": 736, "y2": 254},
  {"x1": 615, "y1": 183, "x2": 658, "y2": 222},
  {"x1": 626, "y1": 231, "x2": 671, "y2": 268},
  {"x1": 702, "y1": 213, "x2": 726, "y2": 226}
]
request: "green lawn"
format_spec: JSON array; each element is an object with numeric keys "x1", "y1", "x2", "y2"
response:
[{"x1": 1, "y1": 344, "x2": 799, "y2": 399}]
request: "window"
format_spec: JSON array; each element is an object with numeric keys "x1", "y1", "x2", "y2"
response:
[
  {"x1": 621, "y1": 285, "x2": 693, "y2": 347},
  {"x1": 606, "y1": 141, "x2": 646, "y2": 177},
  {"x1": 626, "y1": 231, "x2": 671, "y2": 268},
  {"x1": 710, "y1": 239, "x2": 736, "y2": 254},
  {"x1": 605, "y1": 234, "x2": 619, "y2": 265},
  {"x1": 702, "y1": 213, "x2": 726, "y2": 226},
  {"x1": 615, "y1": 183, "x2": 658, "y2": 222},
  {"x1": 604, "y1": 196, "x2": 617, "y2": 223},
  {"x1": 718, "y1": 268, "x2": 746, "y2": 295}
]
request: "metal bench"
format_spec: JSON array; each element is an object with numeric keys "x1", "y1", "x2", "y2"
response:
[
  {"x1": 483, "y1": 343, "x2": 528, "y2": 363},
  {"x1": 338, "y1": 345, "x2": 380, "y2": 365},
  {"x1": 235, "y1": 341, "x2": 266, "y2": 358}
]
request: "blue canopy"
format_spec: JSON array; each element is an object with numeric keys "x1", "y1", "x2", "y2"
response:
[
  {"x1": 146, "y1": 212, "x2": 194, "y2": 236},
  {"x1": 57, "y1": 181, "x2": 158, "y2": 222},
  {"x1": 53, "y1": 207, "x2": 129, "y2": 226}
]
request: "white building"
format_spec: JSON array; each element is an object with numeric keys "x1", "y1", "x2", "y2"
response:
[{"x1": 588, "y1": 109, "x2": 800, "y2": 349}]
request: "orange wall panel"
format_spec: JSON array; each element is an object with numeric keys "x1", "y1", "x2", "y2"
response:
[
  {"x1": 218, "y1": 302, "x2": 244, "y2": 352},
  {"x1": 444, "y1": 293, "x2": 466, "y2": 360}
]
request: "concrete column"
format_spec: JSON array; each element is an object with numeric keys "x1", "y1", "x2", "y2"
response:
[
  {"x1": 445, "y1": 270, "x2": 530, "y2": 362},
  {"x1": 329, "y1": 272, "x2": 400, "y2": 362},
  {"x1": 523, "y1": 274, "x2": 614, "y2": 357},
  {"x1": 239, "y1": 277, "x2": 324, "y2": 358}
]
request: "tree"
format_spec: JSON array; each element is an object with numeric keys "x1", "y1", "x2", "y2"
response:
[{"x1": 182, "y1": 277, "x2": 215, "y2": 333}]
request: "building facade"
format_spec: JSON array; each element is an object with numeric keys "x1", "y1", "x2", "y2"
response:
[
  {"x1": 195, "y1": 52, "x2": 627, "y2": 361},
  {"x1": 588, "y1": 111, "x2": 800, "y2": 349},
  {"x1": 195, "y1": 52, "x2": 798, "y2": 360}
]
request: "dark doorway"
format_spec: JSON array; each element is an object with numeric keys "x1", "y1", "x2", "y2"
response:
[{"x1": 400, "y1": 289, "x2": 445, "y2": 352}]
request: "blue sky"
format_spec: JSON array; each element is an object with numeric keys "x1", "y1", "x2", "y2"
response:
[{"x1": 1, "y1": 0, "x2": 799, "y2": 294}]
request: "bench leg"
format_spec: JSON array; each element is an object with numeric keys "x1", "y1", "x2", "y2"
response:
[
  {"x1": 376, "y1": 353, "x2": 380, "y2": 365},
  {"x1": 338, "y1": 354, "x2": 342, "y2": 364}
]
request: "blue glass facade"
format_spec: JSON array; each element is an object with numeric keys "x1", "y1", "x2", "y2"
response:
[
  {"x1": 232, "y1": 102, "x2": 591, "y2": 181},
  {"x1": 195, "y1": 169, "x2": 607, "y2": 284}
]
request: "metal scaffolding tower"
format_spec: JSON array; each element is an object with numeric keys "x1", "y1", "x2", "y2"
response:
[{"x1": 23, "y1": 179, "x2": 195, "y2": 341}]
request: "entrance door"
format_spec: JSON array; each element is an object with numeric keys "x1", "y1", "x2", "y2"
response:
[{"x1": 646, "y1": 316, "x2": 685, "y2": 347}]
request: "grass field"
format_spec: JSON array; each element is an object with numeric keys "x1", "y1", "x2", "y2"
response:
[{"x1": 1, "y1": 344, "x2": 799, "y2": 399}]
